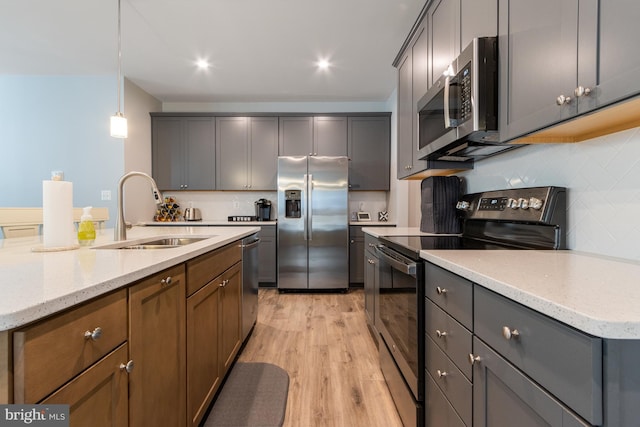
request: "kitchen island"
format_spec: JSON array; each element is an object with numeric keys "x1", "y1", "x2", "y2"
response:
[
  {"x1": 0, "y1": 225, "x2": 259, "y2": 427},
  {"x1": 0, "y1": 225, "x2": 259, "y2": 330}
]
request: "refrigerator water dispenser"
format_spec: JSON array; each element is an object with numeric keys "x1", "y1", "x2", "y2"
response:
[{"x1": 284, "y1": 190, "x2": 301, "y2": 218}]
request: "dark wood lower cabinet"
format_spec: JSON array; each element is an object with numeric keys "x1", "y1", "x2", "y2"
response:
[
  {"x1": 128, "y1": 265, "x2": 187, "y2": 427},
  {"x1": 41, "y1": 344, "x2": 129, "y2": 427},
  {"x1": 187, "y1": 279, "x2": 221, "y2": 427}
]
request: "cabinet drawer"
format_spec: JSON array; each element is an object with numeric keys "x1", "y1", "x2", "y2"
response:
[
  {"x1": 41, "y1": 343, "x2": 129, "y2": 426},
  {"x1": 425, "y1": 370, "x2": 466, "y2": 427},
  {"x1": 425, "y1": 298, "x2": 472, "y2": 380},
  {"x1": 14, "y1": 289, "x2": 127, "y2": 403},
  {"x1": 187, "y1": 242, "x2": 241, "y2": 296},
  {"x1": 426, "y1": 335, "x2": 472, "y2": 427},
  {"x1": 474, "y1": 286, "x2": 602, "y2": 425},
  {"x1": 425, "y1": 262, "x2": 473, "y2": 329}
]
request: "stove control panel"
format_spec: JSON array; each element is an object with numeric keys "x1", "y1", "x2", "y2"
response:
[{"x1": 459, "y1": 187, "x2": 566, "y2": 224}]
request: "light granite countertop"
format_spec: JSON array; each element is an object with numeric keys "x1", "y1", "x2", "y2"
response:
[
  {"x1": 0, "y1": 225, "x2": 259, "y2": 331},
  {"x1": 421, "y1": 249, "x2": 640, "y2": 340}
]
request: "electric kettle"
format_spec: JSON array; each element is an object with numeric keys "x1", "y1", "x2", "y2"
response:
[{"x1": 183, "y1": 207, "x2": 202, "y2": 221}]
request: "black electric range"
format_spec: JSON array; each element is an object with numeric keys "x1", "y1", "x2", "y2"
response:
[
  {"x1": 380, "y1": 186, "x2": 567, "y2": 260},
  {"x1": 375, "y1": 186, "x2": 567, "y2": 427}
]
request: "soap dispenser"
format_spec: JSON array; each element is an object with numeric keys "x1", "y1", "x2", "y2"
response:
[{"x1": 77, "y1": 206, "x2": 96, "y2": 246}]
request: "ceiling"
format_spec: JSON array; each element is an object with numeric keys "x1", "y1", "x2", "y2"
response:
[{"x1": 1, "y1": 0, "x2": 426, "y2": 103}]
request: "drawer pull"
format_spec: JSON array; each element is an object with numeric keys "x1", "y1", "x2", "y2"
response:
[
  {"x1": 436, "y1": 369, "x2": 448, "y2": 379},
  {"x1": 84, "y1": 327, "x2": 103, "y2": 341},
  {"x1": 160, "y1": 276, "x2": 173, "y2": 287},
  {"x1": 219, "y1": 279, "x2": 229, "y2": 288},
  {"x1": 119, "y1": 360, "x2": 135, "y2": 373},
  {"x1": 502, "y1": 326, "x2": 520, "y2": 340},
  {"x1": 468, "y1": 354, "x2": 481, "y2": 365},
  {"x1": 435, "y1": 330, "x2": 448, "y2": 339},
  {"x1": 436, "y1": 286, "x2": 448, "y2": 295}
]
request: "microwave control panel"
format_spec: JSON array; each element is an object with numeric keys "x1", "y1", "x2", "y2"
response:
[{"x1": 459, "y1": 63, "x2": 472, "y2": 123}]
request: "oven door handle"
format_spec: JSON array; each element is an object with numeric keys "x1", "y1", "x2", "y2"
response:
[{"x1": 375, "y1": 245, "x2": 417, "y2": 276}]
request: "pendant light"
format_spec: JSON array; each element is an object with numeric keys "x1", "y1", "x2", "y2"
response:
[{"x1": 110, "y1": 0, "x2": 127, "y2": 138}]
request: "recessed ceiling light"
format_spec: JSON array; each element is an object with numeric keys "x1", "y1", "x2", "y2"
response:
[
  {"x1": 196, "y1": 59, "x2": 210, "y2": 70},
  {"x1": 316, "y1": 59, "x2": 331, "y2": 71}
]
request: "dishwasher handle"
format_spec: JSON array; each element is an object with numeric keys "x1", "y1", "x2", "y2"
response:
[
  {"x1": 241, "y1": 238, "x2": 261, "y2": 249},
  {"x1": 375, "y1": 245, "x2": 417, "y2": 276}
]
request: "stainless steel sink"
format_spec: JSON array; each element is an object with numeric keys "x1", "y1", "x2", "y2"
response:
[{"x1": 93, "y1": 236, "x2": 211, "y2": 250}]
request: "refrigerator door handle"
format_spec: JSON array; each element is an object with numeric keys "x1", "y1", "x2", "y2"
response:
[
  {"x1": 303, "y1": 174, "x2": 308, "y2": 241},
  {"x1": 307, "y1": 174, "x2": 313, "y2": 240}
]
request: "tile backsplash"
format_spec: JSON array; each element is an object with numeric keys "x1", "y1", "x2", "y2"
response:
[
  {"x1": 162, "y1": 190, "x2": 389, "y2": 223},
  {"x1": 457, "y1": 127, "x2": 640, "y2": 261}
]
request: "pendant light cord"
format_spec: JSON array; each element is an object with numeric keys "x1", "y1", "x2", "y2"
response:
[{"x1": 116, "y1": 0, "x2": 122, "y2": 114}]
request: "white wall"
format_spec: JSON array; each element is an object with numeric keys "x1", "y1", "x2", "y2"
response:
[{"x1": 405, "y1": 127, "x2": 640, "y2": 261}]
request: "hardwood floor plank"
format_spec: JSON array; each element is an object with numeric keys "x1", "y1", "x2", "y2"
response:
[{"x1": 237, "y1": 289, "x2": 403, "y2": 427}]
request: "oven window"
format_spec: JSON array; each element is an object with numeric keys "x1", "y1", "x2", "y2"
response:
[{"x1": 379, "y1": 268, "x2": 418, "y2": 378}]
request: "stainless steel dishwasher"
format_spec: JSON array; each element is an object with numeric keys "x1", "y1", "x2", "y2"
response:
[{"x1": 241, "y1": 234, "x2": 260, "y2": 342}]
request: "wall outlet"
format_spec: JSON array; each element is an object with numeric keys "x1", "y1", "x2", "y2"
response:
[{"x1": 101, "y1": 190, "x2": 111, "y2": 201}]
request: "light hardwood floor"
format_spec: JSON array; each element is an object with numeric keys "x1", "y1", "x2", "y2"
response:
[{"x1": 237, "y1": 288, "x2": 403, "y2": 427}]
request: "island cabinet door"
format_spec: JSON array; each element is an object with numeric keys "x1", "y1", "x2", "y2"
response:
[
  {"x1": 219, "y1": 262, "x2": 242, "y2": 374},
  {"x1": 186, "y1": 279, "x2": 221, "y2": 427},
  {"x1": 472, "y1": 337, "x2": 590, "y2": 427},
  {"x1": 41, "y1": 344, "x2": 129, "y2": 427},
  {"x1": 128, "y1": 264, "x2": 186, "y2": 427}
]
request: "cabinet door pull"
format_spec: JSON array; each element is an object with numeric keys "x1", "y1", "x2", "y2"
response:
[
  {"x1": 219, "y1": 279, "x2": 229, "y2": 288},
  {"x1": 436, "y1": 369, "x2": 448, "y2": 379},
  {"x1": 436, "y1": 286, "x2": 448, "y2": 295},
  {"x1": 502, "y1": 326, "x2": 520, "y2": 340},
  {"x1": 160, "y1": 276, "x2": 172, "y2": 287},
  {"x1": 84, "y1": 327, "x2": 103, "y2": 341},
  {"x1": 574, "y1": 86, "x2": 592, "y2": 97},
  {"x1": 119, "y1": 360, "x2": 135, "y2": 373},
  {"x1": 468, "y1": 353, "x2": 481, "y2": 365},
  {"x1": 435, "y1": 329, "x2": 448, "y2": 339}
]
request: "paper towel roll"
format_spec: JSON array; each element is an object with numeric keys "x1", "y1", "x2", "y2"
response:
[{"x1": 43, "y1": 180, "x2": 75, "y2": 248}]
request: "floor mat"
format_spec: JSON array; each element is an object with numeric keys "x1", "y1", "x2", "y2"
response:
[{"x1": 202, "y1": 362, "x2": 289, "y2": 427}]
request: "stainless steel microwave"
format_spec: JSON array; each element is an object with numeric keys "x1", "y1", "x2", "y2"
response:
[{"x1": 417, "y1": 37, "x2": 518, "y2": 162}]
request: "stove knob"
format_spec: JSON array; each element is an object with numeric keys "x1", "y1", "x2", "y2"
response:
[
  {"x1": 518, "y1": 198, "x2": 529, "y2": 209},
  {"x1": 456, "y1": 200, "x2": 470, "y2": 211},
  {"x1": 529, "y1": 197, "x2": 543, "y2": 210},
  {"x1": 507, "y1": 198, "x2": 519, "y2": 209}
]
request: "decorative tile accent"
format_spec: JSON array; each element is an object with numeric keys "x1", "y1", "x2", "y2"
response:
[{"x1": 459, "y1": 127, "x2": 640, "y2": 261}]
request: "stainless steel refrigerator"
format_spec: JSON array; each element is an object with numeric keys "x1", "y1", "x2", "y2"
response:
[{"x1": 277, "y1": 156, "x2": 349, "y2": 290}]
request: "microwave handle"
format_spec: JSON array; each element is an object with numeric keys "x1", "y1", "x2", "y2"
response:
[{"x1": 443, "y1": 75, "x2": 452, "y2": 128}]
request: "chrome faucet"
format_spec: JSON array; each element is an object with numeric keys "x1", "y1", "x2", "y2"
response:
[{"x1": 115, "y1": 171, "x2": 162, "y2": 241}]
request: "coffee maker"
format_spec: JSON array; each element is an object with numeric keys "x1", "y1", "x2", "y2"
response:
[{"x1": 255, "y1": 199, "x2": 272, "y2": 221}]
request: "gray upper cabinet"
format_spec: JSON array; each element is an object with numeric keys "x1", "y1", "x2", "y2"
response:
[
  {"x1": 397, "y1": 23, "x2": 431, "y2": 179},
  {"x1": 216, "y1": 117, "x2": 278, "y2": 190},
  {"x1": 152, "y1": 117, "x2": 215, "y2": 191},
  {"x1": 348, "y1": 116, "x2": 390, "y2": 191},
  {"x1": 314, "y1": 116, "x2": 348, "y2": 156},
  {"x1": 428, "y1": 0, "x2": 458, "y2": 88},
  {"x1": 499, "y1": 0, "x2": 640, "y2": 142},
  {"x1": 428, "y1": 0, "x2": 497, "y2": 89},
  {"x1": 278, "y1": 116, "x2": 313, "y2": 156},
  {"x1": 498, "y1": 0, "x2": 581, "y2": 142},
  {"x1": 579, "y1": 0, "x2": 640, "y2": 114}
]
